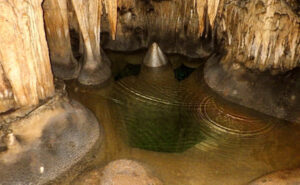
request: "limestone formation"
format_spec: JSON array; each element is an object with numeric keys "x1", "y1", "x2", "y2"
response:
[
  {"x1": 143, "y1": 43, "x2": 168, "y2": 68},
  {"x1": 93, "y1": 0, "x2": 299, "y2": 72},
  {"x1": 0, "y1": 2, "x2": 101, "y2": 184},
  {"x1": 39, "y1": 0, "x2": 299, "y2": 74},
  {"x1": 99, "y1": 0, "x2": 214, "y2": 58},
  {"x1": 71, "y1": 0, "x2": 111, "y2": 85},
  {"x1": 220, "y1": 0, "x2": 300, "y2": 71},
  {"x1": 104, "y1": 0, "x2": 118, "y2": 40},
  {"x1": 0, "y1": 0, "x2": 54, "y2": 112},
  {"x1": 0, "y1": 93, "x2": 101, "y2": 185},
  {"x1": 204, "y1": 55, "x2": 300, "y2": 123},
  {"x1": 43, "y1": 0, "x2": 80, "y2": 80}
]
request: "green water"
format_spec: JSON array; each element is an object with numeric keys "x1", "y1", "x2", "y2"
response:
[{"x1": 59, "y1": 50, "x2": 300, "y2": 185}]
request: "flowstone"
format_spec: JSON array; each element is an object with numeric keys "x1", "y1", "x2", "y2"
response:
[{"x1": 0, "y1": 92, "x2": 101, "y2": 185}]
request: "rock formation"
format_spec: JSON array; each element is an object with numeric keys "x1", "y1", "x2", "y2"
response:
[
  {"x1": 73, "y1": 159, "x2": 162, "y2": 185},
  {"x1": 70, "y1": 0, "x2": 111, "y2": 85},
  {"x1": 44, "y1": 0, "x2": 299, "y2": 84},
  {"x1": 0, "y1": 0, "x2": 54, "y2": 112},
  {"x1": 219, "y1": 0, "x2": 300, "y2": 72},
  {"x1": 0, "y1": 1, "x2": 101, "y2": 184},
  {"x1": 43, "y1": 0, "x2": 80, "y2": 80},
  {"x1": 100, "y1": 159, "x2": 162, "y2": 185}
]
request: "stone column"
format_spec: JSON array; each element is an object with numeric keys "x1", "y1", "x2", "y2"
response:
[
  {"x1": 43, "y1": 0, "x2": 80, "y2": 80},
  {"x1": 0, "y1": 0, "x2": 55, "y2": 112},
  {"x1": 71, "y1": 0, "x2": 111, "y2": 85}
]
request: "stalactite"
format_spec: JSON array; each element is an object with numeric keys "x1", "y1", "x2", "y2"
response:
[
  {"x1": 221, "y1": 0, "x2": 300, "y2": 71},
  {"x1": 43, "y1": 0, "x2": 79, "y2": 80},
  {"x1": 196, "y1": 0, "x2": 207, "y2": 36},
  {"x1": 207, "y1": 0, "x2": 220, "y2": 28},
  {"x1": 0, "y1": 0, "x2": 54, "y2": 108},
  {"x1": 104, "y1": 0, "x2": 118, "y2": 40},
  {"x1": 196, "y1": 0, "x2": 221, "y2": 36}
]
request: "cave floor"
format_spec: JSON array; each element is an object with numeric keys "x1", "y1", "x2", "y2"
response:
[{"x1": 60, "y1": 50, "x2": 300, "y2": 185}]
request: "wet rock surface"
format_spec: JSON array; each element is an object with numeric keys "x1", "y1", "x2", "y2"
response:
[
  {"x1": 101, "y1": 159, "x2": 162, "y2": 185},
  {"x1": 204, "y1": 56, "x2": 300, "y2": 124},
  {"x1": 78, "y1": 49, "x2": 112, "y2": 86},
  {"x1": 248, "y1": 168, "x2": 300, "y2": 185},
  {"x1": 0, "y1": 93, "x2": 101, "y2": 185},
  {"x1": 74, "y1": 159, "x2": 163, "y2": 185}
]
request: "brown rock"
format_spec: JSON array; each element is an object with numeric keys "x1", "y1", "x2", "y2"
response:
[
  {"x1": 248, "y1": 168, "x2": 300, "y2": 185},
  {"x1": 101, "y1": 160, "x2": 163, "y2": 185},
  {"x1": 74, "y1": 159, "x2": 163, "y2": 185}
]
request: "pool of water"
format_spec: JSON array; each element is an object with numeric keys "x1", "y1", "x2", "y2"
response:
[{"x1": 59, "y1": 50, "x2": 300, "y2": 185}]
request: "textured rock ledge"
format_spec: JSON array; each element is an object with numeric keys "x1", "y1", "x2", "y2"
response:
[
  {"x1": 0, "y1": 88, "x2": 101, "y2": 185},
  {"x1": 204, "y1": 55, "x2": 300, "y2": 124}
]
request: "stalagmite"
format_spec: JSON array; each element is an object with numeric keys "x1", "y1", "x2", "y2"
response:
[
  {"x1": 0, "y1": 0, "x2": 54, "y2": 108},
  {"x1": 104, "y1": 0, "x2": 118, "y2": 40},
  {"x1": 43, "y1": 0, "x2": 80, "y2": 80},
  {"x1": 143, "y1": 43, "x2": 168, "y2": 68},
  {"x1": 71, "y1": 0, "x2": 111, "y2": 85}
]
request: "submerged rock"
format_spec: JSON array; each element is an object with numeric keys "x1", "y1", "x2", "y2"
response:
[{"x1": 248, "y1": 168, "x2": 300, "y2": 185}]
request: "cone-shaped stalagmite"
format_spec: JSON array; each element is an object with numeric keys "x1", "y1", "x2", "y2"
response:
[
  {"x1": 0, "y1": 0, "x2": 54, "y2": 110},
  {"x1": 43, "y1": 0, "x2": 80, "y2": 80},
  {"x1": 71, "y1": 0, "x2": 111, "y2": 85},
  {"x1": 143, "y1": 43, "x2": 168, "y2": 68}
]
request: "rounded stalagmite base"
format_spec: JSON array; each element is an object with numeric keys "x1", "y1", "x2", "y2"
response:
[
  {"x1": 51, "y1": 56, "x2": 81, "y2": 81},
  {"x1": 0, "y1": 92, "x2": 101, "y2": 185},
  {"x1": 78, "y1": 49, "x2": 112, "y2": 86},
  {"x1": 204, "y1": 55, "x2": 300, "y2": 124}
]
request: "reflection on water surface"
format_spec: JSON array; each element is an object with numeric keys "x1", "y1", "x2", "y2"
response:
[{"x1": 62, "y1": 50, "x2": 300, "y2": 185}]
